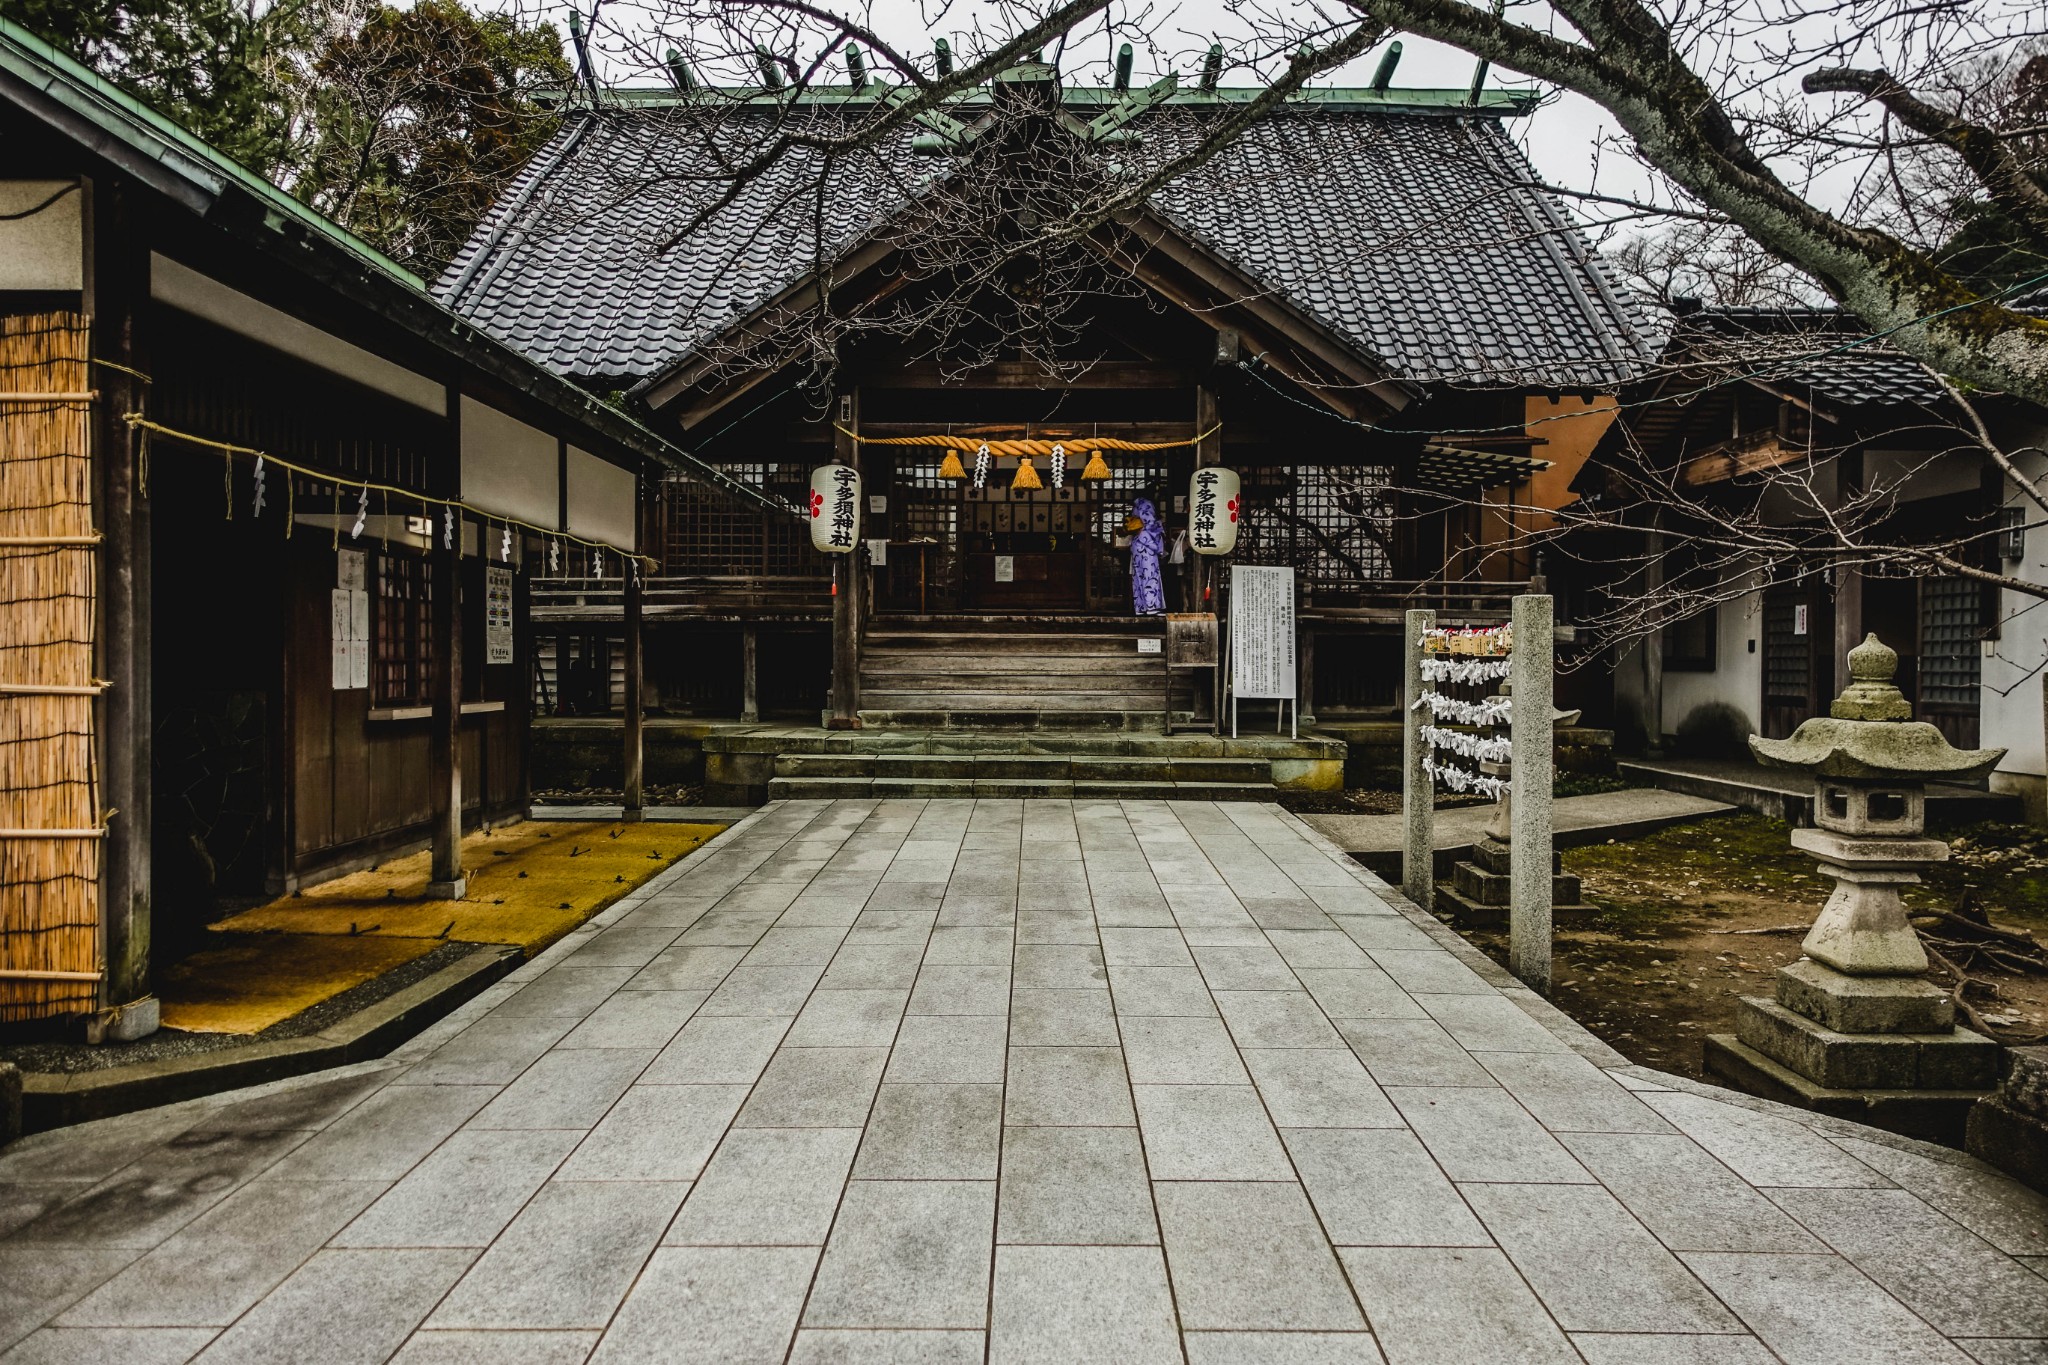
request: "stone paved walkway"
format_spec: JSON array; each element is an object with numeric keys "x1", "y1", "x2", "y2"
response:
[{"x1": 4, "y1": 798, "x2": 2047, "y2": 1364}]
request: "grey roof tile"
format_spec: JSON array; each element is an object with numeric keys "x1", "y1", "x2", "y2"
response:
[{"x1": 436, "y1": 104, "x2": 1664, "y2": 390}]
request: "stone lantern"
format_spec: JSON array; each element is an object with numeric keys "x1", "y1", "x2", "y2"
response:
[{"x1": 1704, "y1": 634, "x2": 2006, "y2": 1140}]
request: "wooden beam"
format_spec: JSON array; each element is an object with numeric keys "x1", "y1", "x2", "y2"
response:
[
  {"x1": 427, "y1": 388, "x2": 466, "y2": 898},
  {"x1": 859, "y1": 361, "x2": 1191, "y2": 390},
  {"x1": 1677, "y1": 432, "x2": 1804, "y2": 487}
]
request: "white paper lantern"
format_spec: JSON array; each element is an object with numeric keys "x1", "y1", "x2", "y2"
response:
[
  {"x1": 810, "y1": 463, "x2": 862, "y2": 554},
  {"x1": 1188, "y1": 465, "x2": 1240, "y2": 555}
]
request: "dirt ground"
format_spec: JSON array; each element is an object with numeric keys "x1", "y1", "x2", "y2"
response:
[{"x1": 1452, "y1": 810, "x2": 2048, "y2": 1080}]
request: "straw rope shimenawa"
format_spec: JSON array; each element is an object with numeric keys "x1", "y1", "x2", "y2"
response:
[
  {"x1": 834, "y1": 424, "x2": 1216, "y2": 485},
  {"x1": 0, "y1": 313, "x2": 102, "y2": 1020}
]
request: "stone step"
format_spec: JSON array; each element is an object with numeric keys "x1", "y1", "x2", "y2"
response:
[
  {"x1": 863, "y1": 632, "x2": 1161, "y2": 655},
  {"x1": 861, "y1": 658, "x2": 1169, "y2": 679},
  {"x1": 766, "y1": 775, "x2": 1280, "y2": 802},
  {"x1": 853, "y1": 707, "x2": 1189, "y2": 731},
  {"x1": 772, "y1": 753, "x2": 1269, "y2": 782}
]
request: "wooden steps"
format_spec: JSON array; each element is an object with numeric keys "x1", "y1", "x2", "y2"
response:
[{"x1": 857, "y1": 627, "x2": 1191, "y2": 728}]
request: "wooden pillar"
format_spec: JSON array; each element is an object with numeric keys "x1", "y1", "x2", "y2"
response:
[
  {"x1": 94, "y1": 179, "x2": 154, "y2": 1029},
  {"x1": 741, "y1": 624, "x2": 759, "y2": 722},
  {"x1": 1191, "y1": 381, "x2": 1221, "y2": 722},
  {"x1": 622, "y1": 592, "x2": 645, "y2": 817},
  {"x1": 427, "y1": 390, "x2": 465, "y2": 898},
  {"x1": 829, "y1": 391, "x2": 861, "y2": 727},
  {"x1": 1641, "y1": 520, "x2": 1665, "y2": 756}
]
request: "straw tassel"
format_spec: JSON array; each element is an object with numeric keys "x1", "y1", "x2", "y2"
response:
[
  {"x1": 1080, "y1": 448, "x2": 1112, "y2": 481},
  {"x1": 937, "y1": 447, "x2": 965, "y2": 480},
  {"x1": 1011, "y1": 454, "x2": 1042, "y2": 490}
]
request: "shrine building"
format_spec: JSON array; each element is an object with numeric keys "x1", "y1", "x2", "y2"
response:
[{"x1": 438, "y1": 53, "x2": 1662, "y2": 799}]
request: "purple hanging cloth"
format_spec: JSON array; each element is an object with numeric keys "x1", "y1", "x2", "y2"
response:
[{"x1": 1129, "y1": 497, "x2": 1166, "y2": 616}]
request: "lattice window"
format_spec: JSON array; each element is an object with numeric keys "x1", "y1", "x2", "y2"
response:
[
  {"x1": 1920, "y1": 576, "x2": 1982, "y2": 709},
  {"x1": 660, "y1": 465, "x2": 826, "y2": 577},
  {"x1": 1235, "y1": 465, "x2": 1393, "y2": 587},
  {"x1": 1763, "y1": 595, "x2": 1809, "y2": 704},
  {"x1": 374, "y1": 550, "x2": 433, "y2": 706}
]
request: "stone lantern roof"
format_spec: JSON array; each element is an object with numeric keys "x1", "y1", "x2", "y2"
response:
[{"x1": 1749, "y1": 635, "x2": 2004, "y2": 782}]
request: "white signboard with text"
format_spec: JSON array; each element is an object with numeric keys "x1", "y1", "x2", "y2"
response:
[{"x1": 1229, "y1": 565, "x2": 1296, "y2": 700}]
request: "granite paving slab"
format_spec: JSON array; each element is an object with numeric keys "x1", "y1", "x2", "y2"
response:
[{"x1": 4, "y1": 798, "x2": 2044, "y2": 1362}]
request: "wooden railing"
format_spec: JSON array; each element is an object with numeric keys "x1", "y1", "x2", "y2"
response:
[{"x1": 531, "y1": 574, "x2": 833, "y2": 622}]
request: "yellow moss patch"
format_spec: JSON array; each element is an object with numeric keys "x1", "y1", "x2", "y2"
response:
[
  {"x1": 158, "y1": 933, "x2": 438, "y2": 1034},
  {"x1": 213, "y1": 821, "x2": 725, "y2": 956}
]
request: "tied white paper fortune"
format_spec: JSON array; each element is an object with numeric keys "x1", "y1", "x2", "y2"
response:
[
  {"x1": 1414, "y1": 692, "x2": 1512, "y2": 725},
  {"x1": 1420, "y1": 656, "x2": 1512, "y2": 684},
  {"x1": 252, "y1": 456, "x2": 266, "y2": 518},
  {"x1": 1423, "y1": 756, "x2": 1511, "y2": 800},
  {"x1": 350, "y1": 485, "x2": 369, "y2": 539},
  {"x1": 1421, "y1": 725, "x2": 1512, "y2": 764}
]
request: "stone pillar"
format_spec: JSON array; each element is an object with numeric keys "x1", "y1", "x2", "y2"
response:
[
  {"x1": 1401, "y1": 608, "x2": 1434, "y2": 912},
  {"x1": 1509, "y1": 594, "x2": 1554, "y2": 992}
]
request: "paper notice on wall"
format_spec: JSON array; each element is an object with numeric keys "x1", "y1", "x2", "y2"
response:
[
  {"x1": 994, "y1": 555, "x2": 1014, "y2": 583},
  {"x1": 331, "y1": 588, "x2": 352, "y2": 690},
  {"x1": 337, "y1": 547, "x2": 366, "y2": 592},
  {"x1": 1229, "y1": 565, "x2": 1296, "y2": 700},
  {"x1": 485, "y1": 565, "x2": 515, "y2": 665},
  {"x1": 866, "y1": 539, "x2": 888, "y2": 566},
  {"x1": 349, "y1": 589, "x2": 370, "y2": 642},
  {"x1": 349, "y1": 638, "x2": 369, "y2": 689}
]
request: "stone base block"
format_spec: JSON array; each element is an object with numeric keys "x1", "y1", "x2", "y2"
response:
[
  {"x1": 1702, "y1": 1034, "x2": 1983, "y2": 1146},
  {"x1": 1434, "y1": 884, "x2": 1596, "y2": 928},
  {"x1": 1449, "y1": 860, "x2": 1583, "y2": 910},
  {"x1": 1735, "y1": 996, "x2": 1999, "y2": 1091},
  {"x1": 0, "y1": 1061, "x2": 19, "y2": 1148},
  {"x1": 424, "y1": 878, "x2": 468, "y2": 901},
  {"x1": 1470, "y1": 836, "x2": 1564, "y2": 878},
  {"x1": 2000, "y1": 1045, "x2": 2048, "y2": 1119},
  {"x1": 1966, "y1": 1097, "x2": 2048, "y2": 1194},
  {"x1": 1773, "y1": 959, "x2": 1955, "y2": 1034},
  {"x1": 83, "y1": 996, "x2": 160, "y2": 1046}
]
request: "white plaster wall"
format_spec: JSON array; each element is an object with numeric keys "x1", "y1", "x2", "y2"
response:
[
  {"x1": 0, "y1": 181, "x2": 82, "y2": 289},
  {"x1": 1984, "y1": 438, "x2": 2048, "y2": 787},
  {"x1": 566, "y1": 445, "x2": 637, "y2": 549},
  {"x1": 461, "y1": 396, "x2": 558, "y2": 529},
  {"x1": 1661, "y1": 577, "x2": 1766, "y2": 740}
]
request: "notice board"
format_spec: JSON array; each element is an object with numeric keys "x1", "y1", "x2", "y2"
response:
[{"x1": 1229, "y1": 565, "x2": 1296, "y2": 700}]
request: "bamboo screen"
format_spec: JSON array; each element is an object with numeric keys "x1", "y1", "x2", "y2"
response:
[{"x1": 0, "y1": 313, "x2": 100, "y2": 1022}]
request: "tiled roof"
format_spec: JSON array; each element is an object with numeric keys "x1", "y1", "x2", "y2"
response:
[
  {"x1": 1687, "y1": 308, "x2": 1949, "y2": 408},
  {"x1": 436, "y1": 98, "x2": 1665, "y2": 391}
]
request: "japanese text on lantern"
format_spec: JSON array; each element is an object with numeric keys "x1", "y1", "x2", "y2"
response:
[{"x1": 829, "y1": 467, "x2": 858, "y2": 549}]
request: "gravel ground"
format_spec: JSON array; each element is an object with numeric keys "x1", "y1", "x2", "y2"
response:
[{"x1": 0, "y1": 940, "x2": 487, "y2": 1075}]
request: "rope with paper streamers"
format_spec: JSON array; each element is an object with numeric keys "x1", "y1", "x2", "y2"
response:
[
  {"x1": 1420, "y1": 655, "x2": 1511, "y2": 685},
  {"x1": 1418, "y1": 616, "x2": 1515, "y2": 799},
  {"x1": 124, "y1": 415, "x2": 654, "y2": 571},
  {"x1": 1413, "y1": 691, "x2": 1512, "y2": 725}
]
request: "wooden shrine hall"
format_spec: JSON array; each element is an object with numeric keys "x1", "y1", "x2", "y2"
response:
[{"x1": 438, "y1": 54, "x2": 1659, "y2": 792}]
